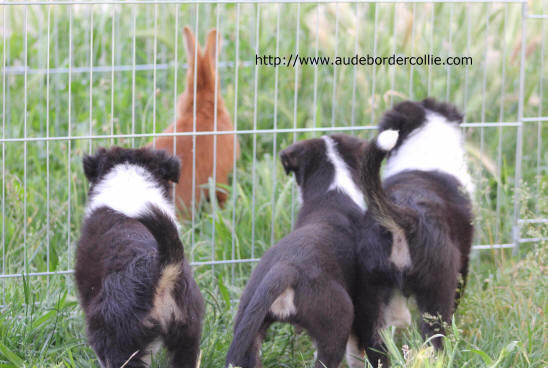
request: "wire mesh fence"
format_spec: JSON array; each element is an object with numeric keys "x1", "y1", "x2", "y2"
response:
[{"x1": 0, "y1": 0, "x2": 546, "y2": 306}]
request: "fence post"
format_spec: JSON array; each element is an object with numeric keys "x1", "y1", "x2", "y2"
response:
[{"x1": 512, "y1": 1, "x2": 527, "y2": 255}]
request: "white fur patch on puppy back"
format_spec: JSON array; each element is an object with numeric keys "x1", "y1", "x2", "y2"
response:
[
  {"x1": 86, "y1": 163, "x2": 177, "y2": 223},
  {"x1": 377, "y1": 129, "x2": 399, "y2": 151},
  {"x1": 383, "y1": 112, "x2": 474, "y2": 193},
  {"x1": 322, "y1": 136, "x2": 366, "y2": 212}
]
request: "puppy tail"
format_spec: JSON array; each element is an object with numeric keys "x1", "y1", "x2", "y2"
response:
[
  {"x1": 225, "y1": 265, "x2": 297, "y2": 367},
  {"x1": 360, "y1": 129, "x2": 411, "y2": 233},
  {"x1": 136, "y1": 205, "x2": 185, "y2": 265}
]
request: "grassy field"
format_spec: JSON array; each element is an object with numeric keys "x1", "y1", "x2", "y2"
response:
[{"x1": 0, "y1": 1, "x2": 547, "y2": 367}]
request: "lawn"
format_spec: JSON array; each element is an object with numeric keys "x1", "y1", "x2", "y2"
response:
[{"x1": 0, "y1": 1, "x2": 547, "y2": 367}]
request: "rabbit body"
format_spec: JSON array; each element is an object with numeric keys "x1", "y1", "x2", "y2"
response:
[{"x1": 152, "y1": 27, "x2": 239, "y2": 217}]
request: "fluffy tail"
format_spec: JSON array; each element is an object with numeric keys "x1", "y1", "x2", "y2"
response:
[
  {"x1": 136, "y1": 205, "x2": 184, "y2": 266},
  {"x1": 360, "y1": 129, "x2": 409, "y2": 233},
  {"x1": 225, "y1": 265, "x2": 297, "y2": 367}
]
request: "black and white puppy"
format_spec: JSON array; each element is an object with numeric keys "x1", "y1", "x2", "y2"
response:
[
  {"x1": 225, "y1": 134, "x2": 368, "y2": 368},
  {"x1": 75, "y1": 147, "x2": 204, "y2": 368},
  {"x1": 352, "y1": 99, "x2": 474, "y2": 367}
]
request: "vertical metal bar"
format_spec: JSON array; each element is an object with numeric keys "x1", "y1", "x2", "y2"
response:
[
  {"x1": 54, "y1": 5, "x2": 59, "y2": 135},
  {"x1": 37, "y1": 6, "x2": 43, "y2": 138},
  {"x1": 231, "y1": 2, "x2": 240, "y2": 281},
  {"x1": 351, "y1": 3, "x2": 360, "y2": 126},
  {"x1": 496, "y1": 4, "x2": 508, "y2": 243},
  {"x1": 536, "y1": 5, "x2": 545, "y2": 215},
  {"x1": 270, "y1": 3, "x2": 281, "y2": 247},
  {"x1": 38, "y1": 7, "x2": 44, "y2": 137},
  {"x1": 512, "y1": 2, "x2": 527, "y2": 253},
  {"x1": 331, "y1": 2, "x2": 339, "y2": 127},
  {"x1": 131, "y1": 4, "x2": 137, "y2": 147},
  {"x1": 46, "y1": 4, "x2": 51, "y2": 287},
  {"x1": 480, "y1": 2, "x2": 490, "y2": 143},
  {"x1": 390, "y1": 3, "x2": 396, "y2": 106},
  {"x1": 67, "y1": 6, "x2": 72, "y2": 270},
  {"x1": 428, "y1": 4, "x2": 434, "y2": 97},
  {"x1": 172, "y1": 3, "x2": 179, "y2": 208},
  {"x1": 290, "y1": 2, "x2": 301, "y2": 226},
  {"x1": 152, "y1": 3, "x2": 158, "y2": 148},
  {"x1": 89, "y1": 8, "x2": 93, "y2": 153},
  {"x1": 463, "y1": 4, "x2": 471, "y2": 116},
  {"x1": 2, "y1": 6, "x2": 6, "y2": 304},
  {"x1": 251, "y1": 3, "x2": 260, "y2": 257},
  {"x1": 478, "y1": 3, "x2": 490, "y2": 243},
  {"x1": 23, "y1": 5, "x2": 28, "y2": 275},
  {"x1": 211, "y1": 1, "x2": 221, "y2": 270},
  {"x1": 191, "y1": 5, "x2": 199, "y2": 261},
  {"x1": 445, "y1": 3, "x2": 453, "y2": 101},
  {"x1": 409, "y1": 3, "x2": 416, "y2": 99},
  {"x1": 312, "y1": 5, "x2": 319, "y2": 129},
  {"x1": 111, "y1": 5, "x2": 115, "y2": 145},
  {"x1": 370, "y1": 4, "x2": 378, "y2": 123}
]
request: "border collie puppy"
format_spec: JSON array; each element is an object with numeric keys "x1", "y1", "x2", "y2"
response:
[
  {"x1": 225, "y1": 134, "x2": 367, "y2": 368},
  {"x1": 352, "y1": 99, "x2": 474, "y2": 367},
  {"x1": 75, "y1": 147, "x2": 204, "y2": 368}
]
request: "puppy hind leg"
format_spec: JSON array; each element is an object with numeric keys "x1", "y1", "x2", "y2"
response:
[
  {"x1": 167, "y1": 342, "x2": 200, "y2": 368},
  {"x1": 97, "y1": 349, "x2": 149, "y2": 368},
  {"x1": 345, "y1": 334, "x2": 365, "y2": 368},
  {"x1": 245, "y1": 321, "x2": 270, "y2": 368},
  {"x1": 356, "y1": 321, "x2": 388, "y2": 368},
  {"x1": 364, "y1": 340, "x2": 388, "y2": 368},
  {"x1": 164, "y1": 322, "x2": 202, "y2": 368},
  {"x1": 90, "y1": 332, "x2": 152, "y2": 368},
  {"x1": 303, "y1": 283, "x2": 354, "y2": 368},
  {"x1": 354, "y1": 284, "x2": 390, "y2": 368},
  {"x1": 224, "y1": 320, "x2": 270, "y2": 368},
  {"x1": 415, "y1": 283, "x2": 456, "y2": 350},
  {"x1": 454, "y1": 256, "x2": 470, "y2": 311}
]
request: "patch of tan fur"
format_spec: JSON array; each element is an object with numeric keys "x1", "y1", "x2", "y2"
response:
[
  {"x1": 383, "y1": 290, "x2": 411, "y2": 328},
  {"x1": 389, "y1": 228, "x2": 411, "y2": 269},
  {"x1": 196, "y1": 350, "x2": 202, "y2": 368},
  {"x1": 147, "y1": 264, "x2": 183, "y2": 331},
  {"x1": 345, "y1": 334, "x2": 365, "y2": 368},
  {"x1": 270, "y1": 288, "x2": 297, "y2": 319},
  {"x1": 141, "y1": 338, "x2": 162, "y2": 367}
]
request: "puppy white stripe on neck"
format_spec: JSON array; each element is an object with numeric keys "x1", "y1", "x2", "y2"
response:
[
  {"x1": 85, "y1": 163, "x2": 177, "y2": 223},
  {"x1": 322, "y1": 136, "x2": 366, "y2": 212},
  {"x1": 383, "y1": 112, "x2": 474, "y2": 194}
]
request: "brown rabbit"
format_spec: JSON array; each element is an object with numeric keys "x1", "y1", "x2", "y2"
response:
[{"x1": 151, "y1": 26, "x2": 239, "y2": 218}]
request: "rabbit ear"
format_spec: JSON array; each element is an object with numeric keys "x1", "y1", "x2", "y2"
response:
[
  {"x1": 205, "y1": 29, "x2": 221, "y2": 68},
  {"x1": 183, "y1": 26, "x2": 198, "y2": 65}
]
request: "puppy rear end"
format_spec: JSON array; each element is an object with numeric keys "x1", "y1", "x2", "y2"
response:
[
  {"x1": 355, "y1": 100, "x2": 474, "y2": 366},
  {"x1": 75, "y1": 147, "x2": 204, "y2": 368},
  {"x1": 225, "y1": 262, "x2": 299, "y2": 367}
]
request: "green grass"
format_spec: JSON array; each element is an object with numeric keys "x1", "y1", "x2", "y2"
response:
[{"x1": 0, "y1": 2, "x2": 547, "y2": 367}]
